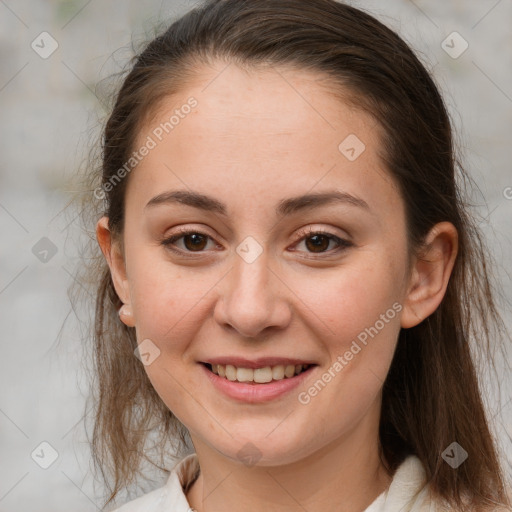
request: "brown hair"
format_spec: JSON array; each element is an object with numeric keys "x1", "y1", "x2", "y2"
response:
[{"x1": 71, "y1": 0, "x2": 511, "y2": 509}]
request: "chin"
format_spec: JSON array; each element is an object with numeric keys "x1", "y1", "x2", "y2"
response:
[{"x1": 207, "y1": 428, "x2": 321, "y2": 468}]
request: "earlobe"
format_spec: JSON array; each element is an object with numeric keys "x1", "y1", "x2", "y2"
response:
[
  {"x1": 400, "y1": 222, "x2": 458, "y2": 329},
  {"x1": 118, "y1": 304, "x2": 136, "y2": 328},
  {"x1": 96, "y1": 217, "x2": 134, "y2": 325}
]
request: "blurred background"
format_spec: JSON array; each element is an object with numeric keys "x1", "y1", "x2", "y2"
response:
[{"x1": 0, "y1": 0, "x2": 511, "y2": 510}]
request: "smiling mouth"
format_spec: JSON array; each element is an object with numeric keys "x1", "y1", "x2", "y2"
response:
[{"x1": 203, "y1": 362, "x2": 315, "y2": 384}]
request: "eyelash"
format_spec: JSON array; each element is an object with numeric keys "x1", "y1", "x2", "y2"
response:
[{"x1": 160, "y1": 226, "x2": 353, "y2": 257}]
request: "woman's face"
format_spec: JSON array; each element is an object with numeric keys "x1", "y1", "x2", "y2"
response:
[{"x1": 108, "y1": 62, "x2": 414, "y2": 465}]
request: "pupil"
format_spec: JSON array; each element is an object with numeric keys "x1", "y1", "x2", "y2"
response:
[
  {"x1": 306, "y1": 235, "x2": 328, "y2": 253},
  {"x1": 185, "y1": 233, "x2": 207, "y2": 251}
]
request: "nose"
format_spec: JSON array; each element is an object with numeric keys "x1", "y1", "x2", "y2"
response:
[{"x1": 213, "y1": 250, "x2": 292, "y2": 339}]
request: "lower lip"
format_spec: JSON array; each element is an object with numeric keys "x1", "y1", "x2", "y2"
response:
[{"x1": 201, "y1": 364, "x2": 316, "y2": 403}]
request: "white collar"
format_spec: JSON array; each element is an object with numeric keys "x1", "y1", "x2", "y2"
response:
[{"x1": 112, "y1": 452, "x2": 437, "y2": 511}]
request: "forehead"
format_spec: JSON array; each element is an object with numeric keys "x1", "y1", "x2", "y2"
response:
[
  {"x1": 144, "y1": 62, "x2": 374, "y2": 150},
  {"x1": 128, "y1": 62, "x2": 399, "y2": 216}
]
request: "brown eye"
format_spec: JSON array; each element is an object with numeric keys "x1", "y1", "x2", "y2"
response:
[
  {"x1": 304, "y1": 234, "x2": 331, "y2": 253},
  {"x1": 161, "y1": 230, "x2": 216, "y2": 254},
  {"x1": 292, "y1": 229, "x2": 353, "y2": 256},
  {"x1": 182, "y1": 233, "x2": 208, "y2": 251}
]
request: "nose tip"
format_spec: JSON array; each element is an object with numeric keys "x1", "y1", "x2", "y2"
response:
[
  {"x1": 216, "y1": 293, "x2": 289, "y2": 340},
  {"x1": 213, "y1": 257, "x2": 292, "y2": 339}
]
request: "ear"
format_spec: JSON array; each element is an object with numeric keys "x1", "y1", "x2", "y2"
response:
[
  {"x1": 96, "y1": 216, "x2": 135, "y2": 327},
  {"x1": 401, "y1": 222, "x2": 458, "y2": 329}
]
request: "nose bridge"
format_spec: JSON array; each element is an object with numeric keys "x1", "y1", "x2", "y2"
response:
[{"x1": 214, "y1": 243, "x2": 290, "y2": 338}]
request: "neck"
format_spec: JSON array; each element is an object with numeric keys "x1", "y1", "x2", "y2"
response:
[{"x1": 186, "y1": 400, "x2": 392, "y2": 512}]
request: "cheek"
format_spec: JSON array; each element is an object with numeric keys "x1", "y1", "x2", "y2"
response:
[
  {"x1": 127, "y1": 247, "x2": 207, "y2": 344},
  {"x1": 295, "y1": 262, "x2": 402, "y2": 432},
  {"x1": 303, "y1": 256, "x2": 405, "y2": 344}
]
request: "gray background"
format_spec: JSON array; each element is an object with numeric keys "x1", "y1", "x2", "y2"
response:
[{"x1": 0, "y1": 0, "x2": 511, "y2": 510}]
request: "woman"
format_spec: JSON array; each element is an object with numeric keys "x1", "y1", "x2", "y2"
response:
[{"x1": 78, "y1": 0, "x2": 511, "y2": 510}]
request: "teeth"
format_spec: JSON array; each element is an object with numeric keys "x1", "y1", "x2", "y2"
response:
[
  {"x1": 254, "y1": 367, "x2": 272, "y2": 383},
  {"x1": 226, "y1": 364, "x2": 237, "y2": 381},
  {"x1": 237, "y1": 367, "x2": 253, "y2": 382},
  {"x1": 272, "y1": 365, "x2": 285, "y2": 380},
  {"x1": 208, "y1": 363, "x2": 310, "y2": 383},
  {"x1": 285, "y1": 365, "x2": 295, "y2": 378}
]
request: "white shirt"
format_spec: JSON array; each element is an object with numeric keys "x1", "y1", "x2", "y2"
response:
[{"x1": 108, "y1": 453, "x2": 441, "y2": 511}]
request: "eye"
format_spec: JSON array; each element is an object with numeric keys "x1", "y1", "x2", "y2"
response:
[
  {"x1": 160, "y1": 226, "x2": 352, "y2": 257},
  {"x1": 291, "y1": 227, "x2": 352, "y2": 255},
  {"x1": 160, "y1": 228, "x2": 218, "y2": 254}
]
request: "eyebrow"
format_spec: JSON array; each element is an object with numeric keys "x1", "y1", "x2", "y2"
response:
[{"x1": 144, "y1": 189, "x2": 370, "y2": 217}]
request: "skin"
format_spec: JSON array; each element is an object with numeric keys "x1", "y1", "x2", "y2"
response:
[{"x1": 96, "y1": 61, "x2": 458, "y2": 512}]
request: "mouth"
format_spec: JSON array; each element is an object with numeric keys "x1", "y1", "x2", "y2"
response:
[{"x1": 201, "y1": 362, "x2": 316, "y2": 385}]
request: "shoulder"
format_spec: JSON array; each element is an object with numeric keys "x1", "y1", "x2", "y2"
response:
[
  {"x1": 382, "y1": 454, "x2": 432, "y2": 511},
  {"x1": 383, "y1": 455, "x2": 512, "y2": 512},
  {"x1": 108, "y1": 453, "x2": 199, "y2": 512},
  {"x1": 108, "y1": 485, "x2": 171, "y2": 512},
  {"x1": 378, "y1": 455, "x2": 443, "y2": 511}
]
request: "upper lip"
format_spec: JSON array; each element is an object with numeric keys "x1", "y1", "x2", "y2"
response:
[{"x1": 202, "y1": 357, "x2": 316, "y2": 369}]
